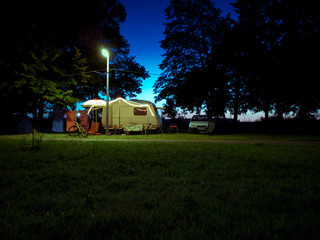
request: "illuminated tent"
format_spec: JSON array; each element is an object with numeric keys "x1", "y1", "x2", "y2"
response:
[
  {"x1": 81, "y1": 99, "x2": 106, "y2": 134},
  {"x1": 81, "y1": 99, "x2": 106, "y2": 113},
  {"x1": 101, "y1": 97, "x2": 162, "y2": 132}
]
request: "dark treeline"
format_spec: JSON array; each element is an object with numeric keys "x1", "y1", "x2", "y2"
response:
[
  {"x1": 0, "y1": 0, "x2": 149, "y2": 127},
  {"x1": 154, "y1": 0, "x2": 320, "y2": 126}
]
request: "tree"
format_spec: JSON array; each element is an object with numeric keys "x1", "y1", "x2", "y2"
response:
[
  {"x1": 154, "y1": 0, "x2": 224, "y2": 116},
  {"x1": 232, "y1": 0, "x2": 320, "y2": 120},
  {"x1": 276, "y1": 0, "x2": 320, "y2": 119},
  {"x1": 17, "y1": 47, "x2": 90, "y2": 124},
  {"x1": 0, "y1": 0, "x2": 148, "y2": 124},
  {"x1": 108, "y1": 56, "x2": 149, "y2": 99},
  {"x1": 80, "y1": 54, "x2": 149, "y2": 101},
  {"x1": 231, "y1": 0, "x2": 280, "y2": 121},
  {"x1": 207, "y1": 16, "x2": 250, "y2": 125},
  {"x1": 162, "y1": 98, "x2": 178, "y2": 119}
]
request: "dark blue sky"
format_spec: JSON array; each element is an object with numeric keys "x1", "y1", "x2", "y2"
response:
[{"x1": 119, "y1": 0, "x2": 238, "y2": 104}]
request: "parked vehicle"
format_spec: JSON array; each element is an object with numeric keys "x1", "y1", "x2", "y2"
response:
[{"x1": 188, "y1": 115, "x2": 216, "y2": 134}]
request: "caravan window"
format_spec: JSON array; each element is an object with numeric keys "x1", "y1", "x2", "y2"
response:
[{"x1": 134, "y1": 108, "x2": 147, "y2": 116}]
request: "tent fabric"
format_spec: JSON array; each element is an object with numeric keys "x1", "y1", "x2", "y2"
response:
[
  {"x1": 81, "y1": 99, "x2": 106, "y2": 108},
  {"x1": 79, "y1": 110, "x2": 89, "y2": 129},
  {"x1": 52, "y1": 109, "x2": 64, "y2": 132},
  {"x1": 66, "y1": 111, "x2": 77, "y2": 131},
  {"x1": 89, "y1": 121, "x2": 100, "y2": 134},
  {"x1": 52, "y1": 120, "x2": 64, "y2": 132},
  {"x1": 16, "y1": 115, "x2": 33, "y2": 133}
]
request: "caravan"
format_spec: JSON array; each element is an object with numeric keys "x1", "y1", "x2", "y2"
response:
[
  {"x1": 81, "y1": 97, "x2": 163, "y2": 133},
  {"x1": 99, "y1": 97, "x2": 163, "y2": 132},
  {"x1": 102, "y1": 97, "x2": 162, "y2": 132}
]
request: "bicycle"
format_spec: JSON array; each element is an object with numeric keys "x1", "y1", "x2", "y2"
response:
[{"x1": 68, "y1": 119, "x2": 88, "y2": 137}]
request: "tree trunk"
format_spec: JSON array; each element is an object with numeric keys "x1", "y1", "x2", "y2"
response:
[
  {"x1": 32, "y1": 99, "x2": 44, "y2": 132},
  {"x1": 32, "y1": 103, "x2": 38, "y2": 132},
  {"x1": 264, "y1": 105, "x2": 269, "y2": 132},
  {"x1": 233, "y1": 103, "x2": 239, "y2": 132},
  {"x1": 232, "y1": 80, "x2": 240, "y2": 132},
  {"x1": 264, "y1": 110, "x2": 269, "y2": 121},
  {"x1": 38, "y1": 99, "x2": 44, "y2": 121}
]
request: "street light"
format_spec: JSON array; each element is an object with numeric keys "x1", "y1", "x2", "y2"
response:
[{"x1": 101, "y1": 48, "x2": 110, "y2": 135}]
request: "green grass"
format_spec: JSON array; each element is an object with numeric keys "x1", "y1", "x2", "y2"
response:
[
  {"x1": 1, "y1": 132, "x2": 320, "y2": 141},
  {"x1": 0, "y1": 136, "x2": 319, "y2": 239}
]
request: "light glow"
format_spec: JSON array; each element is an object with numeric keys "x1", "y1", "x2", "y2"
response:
[{"x1": 101, "y1": 48, "x2": 109, "y2": 58}]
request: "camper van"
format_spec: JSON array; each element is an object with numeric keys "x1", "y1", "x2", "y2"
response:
[{"x1": 101, "y1": 97, "x2": 163, "y2": 132}]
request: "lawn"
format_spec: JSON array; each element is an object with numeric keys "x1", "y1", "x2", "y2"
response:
[
  {"x1": 1, "y1": 132, "x2": 320, "y2": 141},
  {"x1": 0, "y1": 135, "x2": 319, "y2": 239}
]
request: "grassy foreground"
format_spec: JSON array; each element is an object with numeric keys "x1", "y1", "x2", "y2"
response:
[
  {"x1": 2, "y1": 132, "x2": 320, "y2": 141},
  {"x1": 0, "y1": 136, "x2": 319, "y2": 239}
]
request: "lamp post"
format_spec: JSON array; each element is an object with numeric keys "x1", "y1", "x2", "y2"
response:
[{"x1": 101, "y1": 48, "x2": 110, "y2": 135}]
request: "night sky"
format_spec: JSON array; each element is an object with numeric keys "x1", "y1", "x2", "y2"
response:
[{"x1": 119, "y1": 0, "x2": 238, "y2": 105}]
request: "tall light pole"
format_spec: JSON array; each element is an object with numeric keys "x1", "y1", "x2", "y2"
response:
[{"x1": 101, "y1": 48, "x2": 110, "y2": 136}]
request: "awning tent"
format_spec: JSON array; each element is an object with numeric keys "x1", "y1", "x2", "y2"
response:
[{"x1": 81, "y1": 99, "x2": 106, "y2": 114}]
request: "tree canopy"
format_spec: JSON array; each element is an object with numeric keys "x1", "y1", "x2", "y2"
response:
[
  {"x1": 154, "y1": 0, "x2": 320, "y2": 121},
  {"x1": 154, "y1": 0, "x2": 224, "y2": 116},
  {"x1": 0, "y1": 0, "x2": 149, "y2": 123}
]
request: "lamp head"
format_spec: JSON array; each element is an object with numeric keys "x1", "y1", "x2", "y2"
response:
[{"x1": 101, "y1": 48, "x2": 109, "y2": 58}]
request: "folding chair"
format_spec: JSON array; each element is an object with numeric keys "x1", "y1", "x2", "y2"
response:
[
  {"x1": 169, "y1": 123, "x2": 178, "y2": 133},
  {"x1": 89, "y1": 121, "x2": 101, "y2": 135}
]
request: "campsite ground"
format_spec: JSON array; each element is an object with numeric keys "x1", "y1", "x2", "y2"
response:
[
  {"x1": 0, "y1": 133, "x2": 319, "y2": 239},
  {"x1": 2, "y1": 132, "x2": 320, "y2": 141}
]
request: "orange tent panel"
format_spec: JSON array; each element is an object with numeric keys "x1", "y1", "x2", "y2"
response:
[
  {"x1": 66, "y1": 111, "x2": 77, "y2": 131},
  {"x1": 89, "y1": 122, "x2": 100, "y2": 134},
  {"x1": 79, "y1": 110, "x2": 89, "y2": 128}
]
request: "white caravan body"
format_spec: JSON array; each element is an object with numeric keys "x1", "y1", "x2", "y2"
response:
[{"x1": 101, "y1": 97, "x2": 162, "y2": 131}]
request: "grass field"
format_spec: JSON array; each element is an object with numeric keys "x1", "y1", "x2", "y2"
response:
[
  {"x1": 0, "y1": 134, "x2": 319, "y2": 239},
  {"x1": 2, "y1": 132, "x2": 320, "y2": 141}
]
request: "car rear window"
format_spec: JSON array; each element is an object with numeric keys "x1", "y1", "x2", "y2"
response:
[{"x1": 192, "y1": 115, "x2": 209, "y2": 121}]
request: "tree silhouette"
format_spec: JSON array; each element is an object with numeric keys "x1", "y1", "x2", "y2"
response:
[
  {"x1": 0, "y1": 0, "x2": 148, "y2": 124},
  {"x1": 155, "y1": 0, "x2": 319, "y2": 122},
  {"x1": 232, "y1": 0, "x2": 320, "y2": 120},
  {"x1": 154, "y1": 0, "x2": 224, "y2": 116}
]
